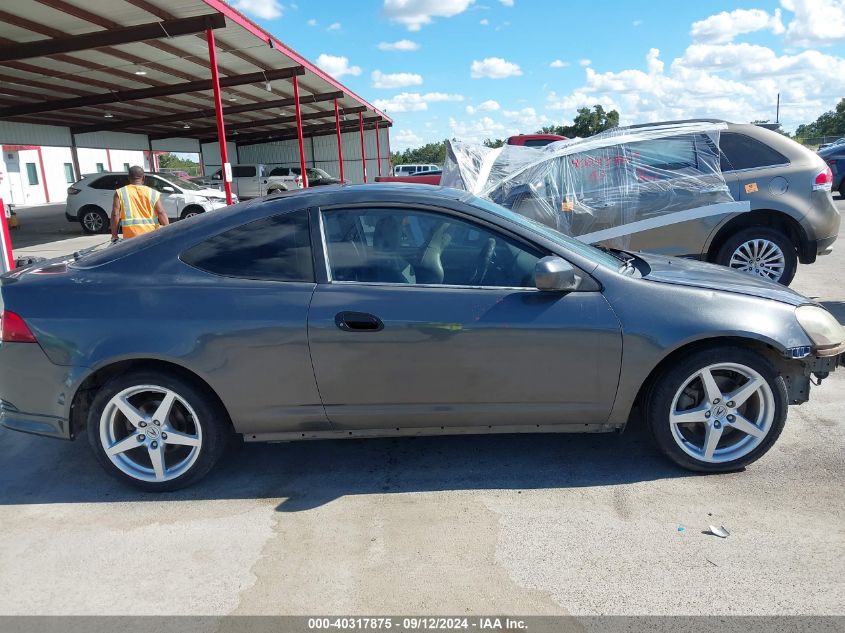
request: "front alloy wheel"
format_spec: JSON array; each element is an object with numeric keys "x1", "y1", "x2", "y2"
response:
[
  {"x1": 88, "y1": 371, "x2": 229, "y2": 491},
  {"x1": 647, "y1": 347, "x2": 787, "y2": 472}
]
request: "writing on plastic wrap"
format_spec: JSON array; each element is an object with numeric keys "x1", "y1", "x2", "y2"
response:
[{"x1": 442, "y1": 122, "x2": 736, "y2": 250}]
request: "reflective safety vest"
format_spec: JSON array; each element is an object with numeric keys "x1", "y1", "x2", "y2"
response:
[{"x1": 116, "y1": 184, "x2": 161, "y2": 238}]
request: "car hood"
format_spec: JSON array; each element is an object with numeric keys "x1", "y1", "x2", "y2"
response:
[
  {"x1": 195, "y1": 188, "x2": 227, "y2": 199},
  {"x1": 635, "y1": 252, "x2": 809, "y2": 306}
]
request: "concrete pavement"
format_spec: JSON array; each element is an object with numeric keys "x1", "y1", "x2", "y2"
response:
[{"x1": 0, "y1": 199, "x2": 842, "y2": 617}]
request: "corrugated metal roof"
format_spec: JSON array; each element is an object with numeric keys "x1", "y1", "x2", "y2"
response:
[{"x1": 0, "y1": 0, "x2": 391, "y2": 144}]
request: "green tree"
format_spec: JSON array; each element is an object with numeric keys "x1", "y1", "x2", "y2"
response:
[
  {"x1": 390, "y1": 140, "x2": 448, "y2": 166},
  {"x1": 483, "y1": 138, "x2": 504, "y2": 148},
  {"x1": 157, "y1": 153, "x2": 201, "y2": 176},
  {"x1": 538, "y1": 104, "x2": 620, "y2": 138},
  {"x1": 794, "y1": 99, "x2": 845, "y2": 138}
]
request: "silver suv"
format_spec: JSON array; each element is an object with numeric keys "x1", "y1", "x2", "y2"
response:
[{"x1": 626, "y1": 121, "x2": 840, "y2": 285}]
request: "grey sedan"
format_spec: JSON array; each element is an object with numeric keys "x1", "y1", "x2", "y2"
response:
[{"x1": 1, "y1": 184, "x2": 843, "y2": 491}]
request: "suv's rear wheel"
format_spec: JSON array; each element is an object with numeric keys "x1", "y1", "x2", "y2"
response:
[
  {"x1": 715, "y1": 227, "x2": 797, "y2": 286},
  {"x1": 87, "y1": 370, "x2": 230, "y2": 491},
  {"x1": 80, "y1": 206, "x2": 109, "y2": 234},
  {"x1": 180, "y1": 206, "x2": 204, "y2": 220},
  {"x1": 646, "y1": 346, "x2": 787, "y2": 472}
]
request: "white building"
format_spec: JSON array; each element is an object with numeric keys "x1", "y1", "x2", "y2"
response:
[{"x1": 0, "y1": 144, "x2": 150, "y2": 207}]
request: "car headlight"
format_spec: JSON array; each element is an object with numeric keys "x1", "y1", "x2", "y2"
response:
[{"x1": 795, "y1": 305, "x2": 845, "y2": 350}]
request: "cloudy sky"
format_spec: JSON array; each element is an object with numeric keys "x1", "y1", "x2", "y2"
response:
[{"x1": 233, "y1": 0, "x2": 845, "y2": 149}]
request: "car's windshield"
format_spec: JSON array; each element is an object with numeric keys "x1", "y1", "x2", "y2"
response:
[
  {"x1": 157, "y1": 174, "x2": 203, "y2": 191},
  {"x1": 464, "y1": 194, "x2": 623, "y2": 271}
]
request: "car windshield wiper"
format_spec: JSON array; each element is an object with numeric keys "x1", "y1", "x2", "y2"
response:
[{"x1": 595, "y1": 245, "x2": 638, "y2": 274}]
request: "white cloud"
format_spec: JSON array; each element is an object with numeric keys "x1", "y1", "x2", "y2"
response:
[
  {"x1": 326, "y1": 21, "x2": 342, "y2": 31},
  {"x1": 372, "y1": 70, "x2": 424, "y2": 89},
  {"x1": 550, "y1": 59, "x2": 570, "y2": 68},
  {"x1": 502, "y1": 106, "x2": 549, "y2": 131},
  {"x1": 373, "y1": 92, "x2": 463, "y2": 112},
  {"x1": 480, "y1": 18, "x2": 489, "y2": 25},
  {"x1": 394, "y1": 129, "x2": 424, "y2": 149},
  {"x1": 306, "y1": 18, "x2": 317, "y2": 26},
  {"x1": 232, "y1": 0, "x2": 283, "y2": 19},
  {"x1": 315, "y1": 54, "x2": 362, "y2": 78},
  {"x1": 383, "y1": 0, "x2": 475, "y2": 31},
  {"x1": 782, "y1": 0, "x2": 845, "y2": 47},
  {"x1": 579, "y1": 59, "x2": 592, "y2": 67},
  {"x1": 499, "y1": 0, "x2": 514, "y2": 5},
  {"x1": 470, "y1": 57, "x2": 522, "y2": 79},
  {"x1": 378, "y1": 39, "x2": 420, "y2": 51},
  {"x1": 690, "y1": 8, "x2": 784, "y2": 44},
  {"x1": 448, "y1": 116, "x2": 507, "y2": 142},
  {"x1": 465, "y1": 99, "x2": 500, "y2": 114}
]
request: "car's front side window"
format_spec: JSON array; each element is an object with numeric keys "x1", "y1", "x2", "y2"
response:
[
  {"x1": 181, "y1": 209, "x2": 314, "y2": 282},
  {"x1": 322, "y1": 208, "x2": 542, "y2": 288}
]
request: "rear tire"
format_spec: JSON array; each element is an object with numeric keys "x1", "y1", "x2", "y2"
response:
[
  {"x1": 715, "y1": 227, "x2": 797, "y2": 286},
  {"x1": 267, "y1": 187, "x2": 287, "y2": 195},
  {"x1": 87, "y1": 370, "x2": 230, "y2": 491},
  {"x1": 180, "y1": 206, "x2": 204, "y2": 220},
  {"x1": 79, "y1": 206, "x2": 109, "y2": 235},
  {"x1": 838, "y1": 180, "x2": 845, "y2": 199},
  {"x1": 646, "y1": 346, "x2": 788, "y2": 473}
]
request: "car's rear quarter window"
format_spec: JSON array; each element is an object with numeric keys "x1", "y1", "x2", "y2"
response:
[
  {"x1": 719, "y1": 133, "x2": 789, "y2": 171},
  {"x1": 181, "y1": 209, "x2": 314, "y2": 282}
]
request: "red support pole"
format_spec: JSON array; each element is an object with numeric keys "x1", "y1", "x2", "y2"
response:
[
  {"x1": 375, "y1": 119, "x2": 382, "y2": 177},
  {"x1": 205, "y1": 28, "x2": 233, "y2": 205},
  {"x1": 359, "y1": 111, "x2": 367, "y2": 183},
  {"x1": 0, "y1": 198, "x2": 14, "y2": 272},
  {"x1": 334, "y1": 98, "x2": 345, "y2": 183},
  {"x1": 36, "y1": 147, "x2": 50, "y2": 203},
  {"x1": 292, "y1": 75, "x2": 308, "y2": 188}
]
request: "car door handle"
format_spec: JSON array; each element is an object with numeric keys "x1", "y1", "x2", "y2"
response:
[{"x1": 335, "y1": 311, "x2": 384, "y2": 332}]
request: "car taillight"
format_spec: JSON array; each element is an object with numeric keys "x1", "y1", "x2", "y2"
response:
[
  {"x1": 0, "y1": 311, "x2": 37, "y2": 343},
  {"x1": 67, "y1": 187, "x2": 80, "y2": 195},
  {"x1": 813, "y1": 166, "x2": 833, "y2": 191},
  {"x1": 295, "y1": 175, "x2": 303, "y2": 187}
]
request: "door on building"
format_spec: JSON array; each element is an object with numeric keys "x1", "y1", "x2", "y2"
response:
[{"x1": 3, "y1": 151, "x2": 24, "y2": 205}]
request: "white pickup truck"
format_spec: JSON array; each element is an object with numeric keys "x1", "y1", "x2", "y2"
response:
[{"x1": 199, "y1": 164, "x2": 302, "y2": 198}]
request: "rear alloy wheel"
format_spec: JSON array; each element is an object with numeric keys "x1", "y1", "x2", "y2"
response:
[
  {"x1": 80, "y1": 207, "x2": 109, "y2": 234},
  {"x1": 87, "y1": 371, "x2": 229, "y2": 491},
  {"x1": 180, "y1": 207, "x2": 204, "y2": 220},
  {"x1": 715, "y1": 227, "x2": 797, "y2": 285},
  {"x1": 646, "y1": 347, "x2": 787, "y2": 472}
]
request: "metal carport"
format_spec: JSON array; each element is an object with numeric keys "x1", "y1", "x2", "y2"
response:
[{"x1": 0, "y1": 0, "x2": 393, "y2": 270}]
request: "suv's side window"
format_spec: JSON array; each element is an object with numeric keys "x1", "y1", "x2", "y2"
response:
[
  {"x1": 89, "y1": 175, "x2": 128, "y2": 190},
  {"x1": 145, "y1": 176, "x2": 174, "y2": 193},
  {"x1": 719, "y1": 133, "x2": 789, "y2": 171},
  {"x1": 322, "y1": 208, "x2": 541, "y2": 288},
  {"x1": 181, "y1": 210, "x2": 314, "y2": 282}
]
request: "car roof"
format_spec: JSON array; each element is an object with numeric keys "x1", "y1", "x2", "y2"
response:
[{"x1": 268, "y1": 183, "x2": 463, "y2": 201}]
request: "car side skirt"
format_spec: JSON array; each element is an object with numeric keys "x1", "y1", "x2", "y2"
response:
[{"x1": 244, "y1": 422, "x2": 622, "y2": 442}]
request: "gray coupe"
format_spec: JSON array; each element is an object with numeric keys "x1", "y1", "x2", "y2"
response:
[{"x1": 1, "y1": 184, "x2": 842, "y2": 490}]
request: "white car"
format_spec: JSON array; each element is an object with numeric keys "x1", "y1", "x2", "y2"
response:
[
  {"x1": 66, "y1": 172, "x2": 235, "y2": 234},
  {"x1": 393, "y1": 163, "x2": 439, "y2": 177}
]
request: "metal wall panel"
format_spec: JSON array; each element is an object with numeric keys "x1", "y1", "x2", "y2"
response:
[
  {"x1": 200, "y1": 141, "x2": 239, "y2": 172},
  {"x1": 74, "y1": 131, "x2": 149, "y2": 151},
  {"x1": 0, "y1": 121, "x2": 72, "y2": 147},
  {"x1": 151, "y1": 137, "x2": 201, "y2": 153}
]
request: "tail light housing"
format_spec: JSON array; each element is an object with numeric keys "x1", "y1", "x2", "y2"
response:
[
  {"x1": 0, "y1": 311, "x2": 37, "y2": 343},
  {"x1": 67, "y1": 187, "x2": 81, "y2": 195},
  {"x1": 813, "y1": 166, "x2": 833, "y2": 191},
  {"x1": 295, "y1": 175, "x2": 303, "y2": 188}
]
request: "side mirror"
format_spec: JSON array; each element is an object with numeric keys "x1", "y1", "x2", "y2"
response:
[
  {"x1": 534, "y1": 256, "x2": 581, "y2": 292},
  {"x1": 161, "y1": 186, "x2": 175, "y2": 193}
]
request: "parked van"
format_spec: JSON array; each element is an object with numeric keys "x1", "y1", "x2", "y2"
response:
[{"x1": 393, "y1": 164, "x2": 439, "y2": 177}]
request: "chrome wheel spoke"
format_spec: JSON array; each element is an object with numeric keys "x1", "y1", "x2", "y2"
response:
[
  {"x1": 115, "y1": 396, "x2": 145, "y2": 428},
  {"x1": 152, "y1": 390, "x2": 176, "y2": 425},
  {"x1": 670, "y1": 405, "x2": 709, "y2": 425},
  {"x1": 702, "y1": 424, "x2": 723, "y2": 460},
  {"x1": 725, "y1": 376, "x2": 764, "y2": 408},
  {"x1": 162, "y1": 428, "x2": 201, "y2": 447},
  {"x1": 148, "y1": 444, "x2": 166, "y2": 481},
  {"x1": 730, "y1": 413, "x2": 766, "y2": 438},
  {"x1": 699, "y1": 368, "x2": 723, "y2": 405},
  {"x1": 106, "y1": 434, "x2": 143, "y2": 456}
]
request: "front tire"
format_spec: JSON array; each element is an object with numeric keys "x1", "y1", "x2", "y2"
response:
[
  {"x1": 87, "y1": 370, "x2": 230, "y2": 491},
  {"x1": 180, "y1": 206, "x2": 204, "y2": 220},
  {"x1": 715, "y1": 227, "x2": 797, "y2": 286},
  {"x1": 646, "y1": 346, "x2": 788, "y2": 473}
]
